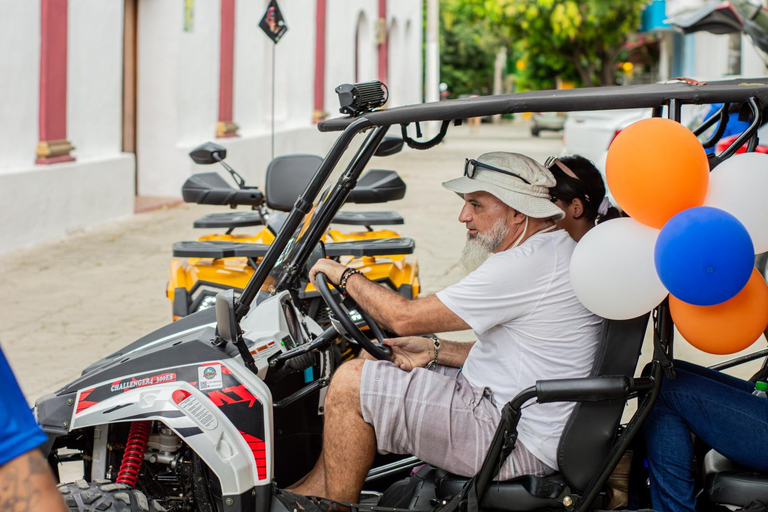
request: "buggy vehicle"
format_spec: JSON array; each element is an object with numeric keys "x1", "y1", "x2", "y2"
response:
[
  {"x1": 35, "y1": 78, "x2": 768, "y2": 512},
  {"x1": 167, "y1": 140, "x2": 419, "y2": 322}
]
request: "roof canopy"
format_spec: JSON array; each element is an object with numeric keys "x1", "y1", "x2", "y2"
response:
[
  {"x1": 318, "y1": 78, "x2": 768, "y2": 132},
  {"x1": 666, "y1": 1, "x2": 742, "y2": 35}
]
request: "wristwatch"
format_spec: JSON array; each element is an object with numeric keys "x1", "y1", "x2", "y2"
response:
[{"x1": 424, "y1": 334, "x2": 441, "y2": 370}]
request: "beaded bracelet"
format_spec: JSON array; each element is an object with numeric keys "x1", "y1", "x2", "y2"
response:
[{"x1": 338, "y1": 268, "x2": 362, "y2": 295}]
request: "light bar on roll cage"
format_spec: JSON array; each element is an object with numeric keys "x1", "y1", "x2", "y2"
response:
[{"x1": 335, "y1": 81, "x2": 388, "y2": 117}]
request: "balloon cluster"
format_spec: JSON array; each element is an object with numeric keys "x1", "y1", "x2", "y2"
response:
[{"x1": 570, "y1": 118, "x2": 768, "y2": 355}]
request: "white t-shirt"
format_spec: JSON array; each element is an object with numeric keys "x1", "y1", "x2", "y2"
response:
[{"x1": 435, "y1": 229, "x2": 601, "y2": 470}]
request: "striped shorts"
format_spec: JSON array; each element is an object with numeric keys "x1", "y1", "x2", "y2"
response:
[{"x1": 359, "y1": 360, "x2": 555, "y2": 480}]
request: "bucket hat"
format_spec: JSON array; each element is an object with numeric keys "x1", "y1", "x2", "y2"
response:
[{"x1": 442, "y1": 152, "x2": 565, "y2": 221}]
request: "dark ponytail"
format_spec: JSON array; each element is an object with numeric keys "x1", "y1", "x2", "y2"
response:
[{"x1": 597, "y1": 203, "x2": 622, "y2": 224}]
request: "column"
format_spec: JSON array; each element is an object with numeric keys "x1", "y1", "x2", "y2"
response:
[
  {"x1": 217, "y1": 0, "x2": 239, "y2": 138},
  {"x1": 377, "y1": 0, "x2": 388, "y2": 86},
  {"x1": 313, "y1": 0, "x2": 327, "y2": 122},
  {"x1": 36, "y1": 0, "x2": 75, "y2": 164}
]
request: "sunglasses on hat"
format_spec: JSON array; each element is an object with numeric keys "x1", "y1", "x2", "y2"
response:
[
  {"x1": 464, "y1": 158, "x2": 531, "y2": 185},
  {"x1": 545, "y1": 156, "x2": 580, "y2": 181},
  {"x1": 546, "y1": 156, "x2": 590, "y2": 204}
]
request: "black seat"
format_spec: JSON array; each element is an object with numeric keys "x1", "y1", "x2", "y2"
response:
[
  {"x1": 172, "y1": 241, "x2": 270, "y2": 259},
  {"x1": 704, "y1": 450, "x2": 768, "y2": 507},
  {"x1": 331, "y1": 211, "x2": 404, "y2": 226},
  {"x1": 265, "y1": 155, "x2": 406, "y2": 213},
  {"x1": 433, "y1": 314, "x2": 650, "y2": 511},
  {"x1": 193, "y1": 211, "x2": 264, "y2": 229},
  {"x1": 265, "y1": 155, "x2": 324, "y2": 212}
]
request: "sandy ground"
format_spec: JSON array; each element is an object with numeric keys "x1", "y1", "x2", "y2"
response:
[{"x1": 1, "y1": 120, "x2": 764, "y2": 406}]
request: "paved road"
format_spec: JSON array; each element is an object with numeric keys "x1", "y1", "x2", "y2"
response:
[{"x1": 1, "y1": 120, "x2": 763, "y2": 404}]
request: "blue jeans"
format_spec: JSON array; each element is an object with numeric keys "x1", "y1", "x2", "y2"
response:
[{"x1": 642, "y1": 360, "x2": 768, "y2": 512}]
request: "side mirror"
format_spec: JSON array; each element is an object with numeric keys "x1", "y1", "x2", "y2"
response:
[
  {"x1": 374, "y1": 136, "x2": 404, "y2": 157},
  {"x1": 190, "y1": 142, "x2": 227, "y2": 165},
  {"x1": 215, "y1": 289, "x2": 240, "y2": 344}
]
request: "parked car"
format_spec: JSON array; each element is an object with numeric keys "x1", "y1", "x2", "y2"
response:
[
  {"x1": 562, "y1": 105, "x2": 711, "y2": 181},
  {"x1": 562, "y1": 109, "x2": 648, "y2": 201},
  {"x1": 530, "y1": 112, "x2": 566, "y2": 136}
]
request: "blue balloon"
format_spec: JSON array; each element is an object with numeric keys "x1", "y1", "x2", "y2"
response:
[{"x1": 655, "y1": 207, "x2": 754, "y2": 306}]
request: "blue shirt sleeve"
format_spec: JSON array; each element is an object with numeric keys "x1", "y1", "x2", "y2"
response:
[{"x1": 0, "y1": 345, "x2": 48, "y2": 466}]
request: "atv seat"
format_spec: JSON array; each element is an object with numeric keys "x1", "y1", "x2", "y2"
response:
[
  {"x1": 331, "y1": 211, "x2": 404, "y2": 226},
  {"x1": 193, "y1": 211, "x2": 265, "y2": 229},
  {"x1": 265, "y1": 154, "x2": 406, "y2": 212},
  {"x1": 704, "y1": 449, "x2": 768, "y2": 507},
  {"x1": 172, "y1": 238, "x2": 415, "y2": 259},
  {"x1": 426, "y1": 314, "x2": 650, "y2": 511}
]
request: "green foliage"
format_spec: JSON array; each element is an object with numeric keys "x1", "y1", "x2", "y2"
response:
[
  {"x1": 439, "y1": 0, "x2": 504, "y2": 97},
  {"x1": 444, "y1": 0, "x2": 648, "y2": 91}
]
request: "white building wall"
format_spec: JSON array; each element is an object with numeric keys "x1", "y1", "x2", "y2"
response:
[
  {"x1": 665, "y1": 0, "x2": 702, "y2": 16},
  {"x1": 388, "y1": 19, "x2": 403, "y2": 107},
  {"x1": 234, "y1": 0, "x2": 270, "y2": 138},
  {"x1": 742, "y1": 33, "x2": 768, "y2": 77},
  {"x1": 0, "y1": 0, "x2": 134, "y2": 254},
  {"x1": 176, "y1": 1, "x2": 220, "y2": 149},
  {"x1": 692, "y1": 32, "x2": 730, "y2": 79},
  {"x1": 390, "y1": 0, "x2": 422, "y2": 106},
  {"x1": 278, "y1": 1, "x2": 316, "y2": 130},
  {"x1": 356, "y1": 11, "x2": 378, "y2": 83},
  {"x1": 325, "y1": 1, "x2": 378, "y2": 117},
  {"x1": 68, "y1": 0, "x2": 124, "y2": 159},
  {"x1": 0, "y1": 1, "x2": 40, "y2": 174},
  {"x1": 137, "y1": 0, "x2": 220, "y2": 197}
]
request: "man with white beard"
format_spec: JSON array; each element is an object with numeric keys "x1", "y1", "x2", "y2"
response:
[{"x1": 295, "y1": 152, "x2": 602, "y2": 504}]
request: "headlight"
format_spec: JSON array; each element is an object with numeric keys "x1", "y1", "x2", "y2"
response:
[
  {"x1": 196, "y1": 295, "x2": 218, "y2": 312},
  {"x1": 192, "y1": 285, "x2": 241, "y2": 313}
]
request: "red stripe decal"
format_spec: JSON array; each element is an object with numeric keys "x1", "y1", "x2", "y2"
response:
[
  {"x1": 76, "y1": 388, "x2": 97, "y2": 414},
  {"x1": 239, "y1": 431, "x2": 267, "y2": 480}
]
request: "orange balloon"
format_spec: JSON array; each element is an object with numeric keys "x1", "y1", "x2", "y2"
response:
[
  {"x1": 670, "y1": 268, "x2": 768, "y2": 355},
  {"x1": 606, "y1": 118, "x2": 709, "y2": 229}
]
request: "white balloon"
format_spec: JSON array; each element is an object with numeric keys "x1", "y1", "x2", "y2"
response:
[
  {"x1": 570, "y1": 218, "x2": 668, "y2": 320},
  {"x1": 706, "y1": 152, "x2": 768, "y2": 254}
]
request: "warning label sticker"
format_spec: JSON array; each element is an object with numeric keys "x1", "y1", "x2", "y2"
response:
[
  {"x1": 173, "y1": 390, "x2": 218, "y2": 430},
  {"x1": 198, "y1": 364, "x2": 223, "y2": 391}
]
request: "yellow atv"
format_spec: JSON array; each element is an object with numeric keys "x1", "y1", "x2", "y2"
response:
[{"x1": 167, "y1": 141, "x2": 420, "y2": 324}]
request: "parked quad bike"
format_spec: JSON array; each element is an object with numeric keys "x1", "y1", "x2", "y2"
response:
[
  {"x1": 36, "y1": 78, "x2": 768, "y2": 512},
  {"x1": 167, "y1": 140, "x2": 419, "y2": 324}
]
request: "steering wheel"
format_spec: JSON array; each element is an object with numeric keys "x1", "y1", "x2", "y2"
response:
[{"x1": 315, "y1": 272, "x2": 393, "y2": 361}]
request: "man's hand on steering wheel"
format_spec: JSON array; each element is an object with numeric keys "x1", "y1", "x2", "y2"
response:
[
  {"x1": 385, "y1": 337, "x2": 435, "y2": 371},
  {"x1": 313, "y1": 268, "x2": 393, "y2": 361},
  {"x1": 309, "y1": 259, "x2": 346, "y2": 289}
]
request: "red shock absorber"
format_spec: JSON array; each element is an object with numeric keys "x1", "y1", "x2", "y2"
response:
[{"x1": 116, "y1": 421, "x2": 152, "y2": 487}]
